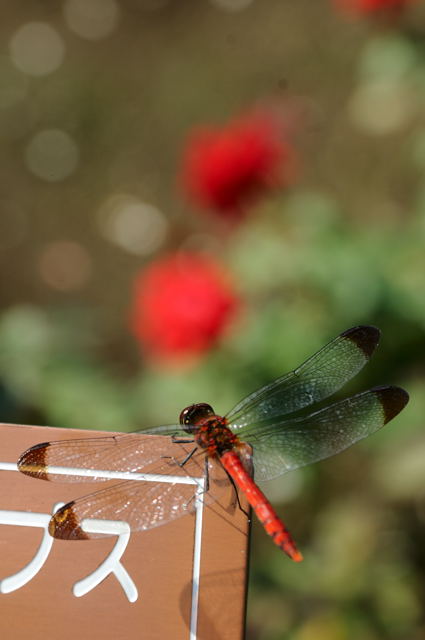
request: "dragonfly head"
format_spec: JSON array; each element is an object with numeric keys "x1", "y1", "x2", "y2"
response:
[{"x1": 180, "y1": 403, "x2": 216, "y2": 433}]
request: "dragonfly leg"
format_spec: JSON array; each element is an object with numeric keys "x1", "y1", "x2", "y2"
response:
[
  {"x1": 161, "y1": 446, "x2": 198, "y2": 468},
  {"x1": 180, "y1": 446, "x2": 198, "y2": 467},
  {"x1": 171, "y1": 435, "x2": 195, "y2": 444},
  {"x1": 181, "y1": 457, "x2": 211, "y2": 512}
]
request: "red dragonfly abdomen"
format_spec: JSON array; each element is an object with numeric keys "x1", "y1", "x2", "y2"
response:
[{"x1": 220, "y1": 450, "x2": 303, "y2": 562}]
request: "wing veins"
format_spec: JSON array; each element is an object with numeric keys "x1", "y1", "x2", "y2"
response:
[{"x1": 226, "y1": 326, "x2": 380, "y2": 427}]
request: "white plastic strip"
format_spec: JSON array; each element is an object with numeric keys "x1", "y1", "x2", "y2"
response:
[
  {"x1": 0, "y1": 461, "x2": 200, "y2": 485},
  {"x1": 189, "y1": 480, "x2": 205, "y2": 640},
  {"x1": 0, "y1": 462, "x2": 18, "y2": 472}
]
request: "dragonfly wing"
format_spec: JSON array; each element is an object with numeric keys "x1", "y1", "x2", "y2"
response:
[
  {"x1": 48, "y1": 460, "x2": 209, "y2": 540},
  {"x1": 238, "y1": 386, "x2": 408, "y2": 481},
  {"x1": 138, "y1": 424, "x2": 189, "y2": 437},
  {"x1": 226, "y1": 326, "x2": 380, "y2": 429},
  {"x1": 18, "y1": 427, "x2": 184, "y2": 483}
]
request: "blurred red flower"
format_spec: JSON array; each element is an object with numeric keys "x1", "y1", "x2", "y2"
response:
[
  {"x1": 180, "y1": 110, "x2": 296, "y2": 221},
  {"x1": 333, "y1": 0, "x2": 413, "y2": 15},
  {"x1": 131, "y1": 253, "x2": 239, "y2": 362}
]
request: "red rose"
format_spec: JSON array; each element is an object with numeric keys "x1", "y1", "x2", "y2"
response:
[
  {"x1": 130, "y1": 253, "x2": 239, "y2": 362},
  {"x1": 180, "y1": 110, "x2": 296, "y2": 221},
  {"x1": 333, "y1": 0, "x2": 413, "y2": 15}
]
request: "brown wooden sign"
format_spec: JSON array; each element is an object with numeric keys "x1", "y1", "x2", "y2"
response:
[{"x1": 0, "y1": 423, "x2": 249, "y2": 640}]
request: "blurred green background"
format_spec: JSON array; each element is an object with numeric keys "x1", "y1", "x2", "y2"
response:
[{"x1": 1, "y1": 1, "x2": 425, "y2": 638}]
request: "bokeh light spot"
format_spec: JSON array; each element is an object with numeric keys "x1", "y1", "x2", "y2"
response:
[
  {"x1": 63, "y1": 0, "x2": 120, "y2": 41},
  {"x1": 348, "y1": 81, "x2": 411, "y2": 134},
  {"x1": 359, "y1": 35, "x2": 417, "y2": 82},
  {"x1": 97, "y1": 194, "x2": 168, "y2": 255},
  {"x1": 25, "y1": 129, "x2": 79, "y2": 182},
  {"x1": 9, "y1": 22, "x2": 65, "y2": 76},
  {"x1": 38, "y1": 241, "x2": 92, "y2": 291}
]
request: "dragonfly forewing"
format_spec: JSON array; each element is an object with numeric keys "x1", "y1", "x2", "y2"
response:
[
  {"x1": 226, "y1": 325, "x2": 380, "y2": 428},
  {"x1": 17, "y1": 428, "x2": 183, "y2": 483}
]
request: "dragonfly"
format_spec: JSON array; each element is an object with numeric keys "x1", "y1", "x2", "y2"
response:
[{"x1": 18, "y1": 326, "x2": 409, "y2": 562}]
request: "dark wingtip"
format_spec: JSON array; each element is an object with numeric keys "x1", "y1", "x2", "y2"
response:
[
  {"x1": 17, "y1": 442, "x2": 50, "y2": 480},
  {"x1": 49, "y1": 502, "x2": 89, "y2": 540},
  {"x1": 372, "y1": 385, "x2": 409, "y2": 423},
  {"x1": 341, "y1": 325, "x2": 381, "y2": 359}
]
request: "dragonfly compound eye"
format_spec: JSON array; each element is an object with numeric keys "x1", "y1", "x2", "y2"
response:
[{"x1": 179, "y1": 403, "x2": 215, "y2": 432}]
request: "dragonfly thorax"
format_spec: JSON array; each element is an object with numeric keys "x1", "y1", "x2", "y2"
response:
[
  {"x1": 179, "y1": 402, "x2": 237, "y2": 455},
  {"x1": 195, "y1": 419, "x2": 237, "y2": 456}
]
